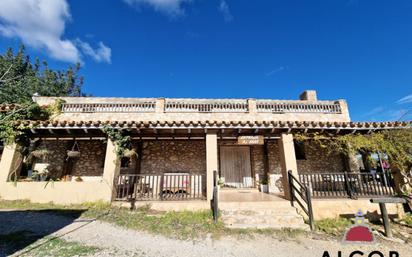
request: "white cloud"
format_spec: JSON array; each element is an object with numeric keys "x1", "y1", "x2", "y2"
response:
[
  {"x1": 218, "y1": 0, "x2": 233, "y2": 22},
  {"x1": 0, "y1": 0, "x2": 111, "y2": 64},
  {"x1": 397, "y1": 94, "x2": 412, "y2": 104},
  {"x1": 124, "y1": 0, "x2": 192, "y2": 17},
  {"x1": 77, "y1": 40, "x2": 112, "y2": 64}
]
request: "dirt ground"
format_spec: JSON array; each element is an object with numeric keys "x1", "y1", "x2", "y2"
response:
[{"x1": 1, "y1": 210, "x2": 411, "y2": 257}]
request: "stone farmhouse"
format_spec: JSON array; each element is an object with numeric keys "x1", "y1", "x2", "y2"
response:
[{"x1": 0, "y1": 90, "x2": 410, "y2": 228}]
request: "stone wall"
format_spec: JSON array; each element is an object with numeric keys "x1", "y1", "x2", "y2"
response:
[
  {"x1": 140, "y1": 140, "x2": 206, "y2": 174},
  {"x1": 71, "y1": 141, "x2": 106, "y2": 176},
  {"x1": 251, "y1": 145, "x2": 265, "y2": 177},
  {"x1": 267, "y1": 141, "x2": 282, "y2": 174},
  {"x1": 35, "y1": 141, "x2": 67, "y2": 177},
  {"x1": 296, "y1": 142, "x2": 346, "y2": 174},
  {"x1": 34, "y1": 140, "x2": 106, "y2": 177}
]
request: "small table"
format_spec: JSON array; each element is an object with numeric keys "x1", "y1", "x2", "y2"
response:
[{"x1": 369, "y1": 197, "x2": 407, "y2": 238}]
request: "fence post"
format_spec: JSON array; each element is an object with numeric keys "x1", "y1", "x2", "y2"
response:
[
  {"x1": 306, "y1": 188, "x2": 315, "y2": 231},
  {"x1": 343, "y1": 170, "x2": 355, "y2": 199},
  {"x1": 288, "y1": 171, "x2": 294, "y2": 207},
  {"x1": 212, "y1": 170, "x2": 219, "y2": 223},
  {"x1": 160, "y1": 174, "x2": 164, "y2": 201}
]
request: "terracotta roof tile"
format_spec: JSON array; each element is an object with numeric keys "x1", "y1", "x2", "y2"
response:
[
  {"x1": 0, "y1": 104, "x2": 19, "y2": 112},
  {"x1": 14, "y1": 120, "x2": 411, "y2": 131}
]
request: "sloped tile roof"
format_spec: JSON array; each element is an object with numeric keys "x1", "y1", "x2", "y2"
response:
[{"x1": 17, "y1": 120, "x2": 411, "y2": 131}]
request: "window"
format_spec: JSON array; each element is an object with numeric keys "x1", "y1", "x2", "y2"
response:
[
  {"x1": 121, "y1": 157, "x2": 130, "y2": 168},
  {"x1": 294, "y1": 141, "x2": 306, "y2": 160}
]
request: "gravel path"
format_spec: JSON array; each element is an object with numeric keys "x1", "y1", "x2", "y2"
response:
[{"x1": 1, "y1": 210, "x2": 411, "y2": 257}]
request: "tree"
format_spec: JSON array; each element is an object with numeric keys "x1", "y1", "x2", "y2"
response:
[
  {"x1": 0, "y1": 45, "x2": 84, "y2": 104},
  {"x1": 0, "y1": 45, "x2": 84, "y2": 145}
]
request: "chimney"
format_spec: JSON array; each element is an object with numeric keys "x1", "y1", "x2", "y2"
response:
[{"x1": 299, "y1": 90, "x2": 317, "y2": 101}]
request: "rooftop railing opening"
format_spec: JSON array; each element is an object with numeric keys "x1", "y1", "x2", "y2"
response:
[
  {"x1": 256, "y1": 100, "x2": 342, "y2": 114},
  {"x1": 61, "y1": 102, "x2": 156, "y2": 113},
  {"x1": 165, "y1": 99, "x2": 248, "y2": 113}
]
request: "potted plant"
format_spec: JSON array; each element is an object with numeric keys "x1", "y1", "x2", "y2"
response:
[
  {"x1": 123, "y1": 148, "x2": 137, "y2": 158},
  {"x1": 259, "y1": 177, "x2": 269, "y2": 193},
  {"x1": 218, "y1": 177, "x2": 225, "y2": 187},
  {"x1": 67, "y1": 141, "x2": 80, "y2": 159},
  {"x1": 31, "y1": 149, "x2": 49, "y2": 159},
  {"x1": 74, "y1": 176, "x2": 83, "y2": 182}
]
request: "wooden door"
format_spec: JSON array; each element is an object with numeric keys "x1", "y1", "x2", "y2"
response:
[{"x1": 220, "y1": 146, "x2": 252, "y2": 188}]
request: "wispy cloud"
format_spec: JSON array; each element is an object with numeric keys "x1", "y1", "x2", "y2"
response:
[
  {"x1": 266, "y1": 66, "x2": 286, "y2": 77},
  {"x1": 397, "y1": 94, "x2": 412, "y2": 104},
  {"x1": 362, "y1": 106, "x2": 411, "y2": 121},
  {"x1": 77, "y1": 40, "x2": 111, "y2": 64},
  {"x1": 387, "y1": 109, "x2": 411, "y2": 121},
  {"x1": 124, "y1": 0, "x2": 192, "y2": 17},
  {"x1": 362, "y1": 106, "x2": 385, "y2": 117},
  {"x1": 218, "y1": 0, "x2": 233, "y2": 22},
  {"x1": 0, "y1": 0, "x2": 111, "y2": 64}
]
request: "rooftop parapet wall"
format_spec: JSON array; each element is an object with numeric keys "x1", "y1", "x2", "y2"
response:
[{"x1": 33, "y1": 95, "x2": 351, "y2": 123}]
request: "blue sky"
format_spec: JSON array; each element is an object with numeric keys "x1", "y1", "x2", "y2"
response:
[{"x1": 0, "y1": 0, "x2": 411, "y2": 121}]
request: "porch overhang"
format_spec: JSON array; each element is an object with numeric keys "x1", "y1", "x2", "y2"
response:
[{"x1": 17, "y1": 120, "x2": 411, "y2": 139}]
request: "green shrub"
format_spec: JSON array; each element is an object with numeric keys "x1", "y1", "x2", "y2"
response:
[{"x1": 315, "y1": 217, "x2": 352, "y2": 236}]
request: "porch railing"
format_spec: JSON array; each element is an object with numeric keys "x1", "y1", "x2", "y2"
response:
[
  {"x1": 288, "y1": 171, "x2": 315, "y2": 230},
  {"x1": 116, "y1": 174, "x2": 206, "y2": 201},
  {"x1": 299, "y1": 171, "x2": 396, "y2": 199}
]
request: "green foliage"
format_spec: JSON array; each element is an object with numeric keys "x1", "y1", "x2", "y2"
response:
[
  {"x1": 21, "y1": 237, "x2": 100, "y2": 257},
  {"x1": 295, "y1": 128, "x2": 412, "y2": 194},
  {"x1": 401, "y1": 214, "x2": 412, "y2": 226},
  {"x1": 0, "y1": 98, "x2": 64, "y2": 146},
  {"x1": 0, "y1": 45, "x2": 84, "y2": 104},
  {"x1": 0, "y1": 103, "x2": 49, "y2": 146},
  {"x1": 102, "y1": 125, "x2": 133, "y2": 157},
  {"x1": 315, "y1": 217, "x2": 352, "y2": 236}
]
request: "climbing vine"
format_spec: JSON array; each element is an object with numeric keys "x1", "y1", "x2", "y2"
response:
[
  {"x1": 295, "y1": 128, "x2": 412, "y2": 194},
  {"x1": 102, "y1": 125, "x2": 135, "y2": 158},
  {"x1": 0, "y1": 100, "x2": 64, "y2": 147}
]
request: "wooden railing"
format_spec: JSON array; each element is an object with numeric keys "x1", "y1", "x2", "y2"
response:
[
  {"x1": 256, "y1": 101, "x2": 342, "y2": 114},
  {"x1": 61, "y1": 102, "x2": 156, "y2": 113},
  {"x1": 299, "y1": 171, "x2": 396, "y2": 199},
  {"x1": 212, "y1": 170, "x2": 219, "y2": 223},
  {"x1": 165, "y1": 99, "x2": 248, "y2": 113},
  {"x1": 116, "y1": 174, "x2": 206, "y2": 201},
  {"x1": 288, "y1": 171, "x2": 314, "y2": 230}
]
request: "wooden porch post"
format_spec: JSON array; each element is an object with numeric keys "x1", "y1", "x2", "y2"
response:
[
  {"x1": 206, "y1": 133, "x2": 218, "y2": 202},
  {"x1": 278, "y1": 133, "x2": 298, "y2": 200},
  {"x1": 102, "y1": 138, "x2": 121, "y2": 202},
  {"x1": 0, "y1": 143, "x2": 22, "y2": 183}
]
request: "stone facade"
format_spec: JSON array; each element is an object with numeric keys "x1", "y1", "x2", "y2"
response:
[
  {"x1": 267, "y1": 141, "x2": 282, "y2": 174},
  {"x1": 35, "y1": 141, "x2": 67, "y2": 177},
  {"x1": 33, "y1": 140, "x2": 106, "y2": 178},
  {"x1": 32, "y1": 138, "x2": 355, "y2": 181},
  {"x1": 71, "y1": 141, "x2": 106, "y2": 176},
  {"x1": 296, "y1": 142, "x2": 346, "y2": 174},
  {"x1": 140, "y1": 140, "x2": 206, "y2": 175}
]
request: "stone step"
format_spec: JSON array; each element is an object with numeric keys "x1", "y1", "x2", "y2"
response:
[
  {"x1": 225, "y1": 223, "x2": 309, "y2": 230},
  {"x1": 220, "y1": 201, "x2": 292, "y2": 210},
  {"x1": 220, "y1": 209, "x2": 299, "y2": 216},
  {"x1": 219, "y1": 200, "x2": 308, "y2": 230}
]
